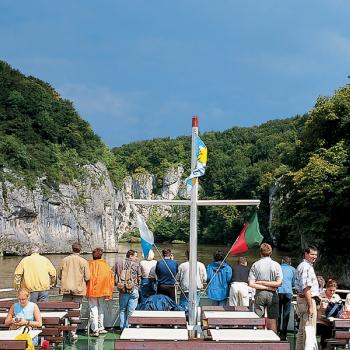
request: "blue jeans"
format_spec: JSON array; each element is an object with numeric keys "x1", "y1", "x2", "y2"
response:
[
  {"x1": 179, "y1": 292, "x2": 200, "y2": 312},
  {"x1": 30, "y1": 290, "x2": 49, "y2": 302},
  {"x1": 139, "y1": 278, "x2": 156, "y2": 303},
  {"x1": 278, "y1": 293, "x2": 292, "y2": 337},
  {"x1": 119, "y1": 289, "x2": 139, "y2": 329}
]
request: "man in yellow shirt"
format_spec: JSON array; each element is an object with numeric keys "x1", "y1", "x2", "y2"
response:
[{"x1": 14, "y1": 245, "x2": 56, "y2": 302}]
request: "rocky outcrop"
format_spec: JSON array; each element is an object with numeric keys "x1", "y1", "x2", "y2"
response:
[{"x1": 0, "y1": 163, "x2": 185, "y2": 255}]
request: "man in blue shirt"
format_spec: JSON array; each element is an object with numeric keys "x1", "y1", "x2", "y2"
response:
[
  {"x1": 277, "y1": 256, "x2": 296, "y2": 340},
  {"x1": 155, "y1": 248, "x2": 178, "y2": 301}
]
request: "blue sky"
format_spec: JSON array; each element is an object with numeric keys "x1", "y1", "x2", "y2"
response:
[{"x1": 1, "y1": 1, "x2": 350, "y2": 147}]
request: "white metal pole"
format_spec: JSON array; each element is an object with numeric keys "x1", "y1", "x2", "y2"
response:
[{"x1": 188, "y1": 116, "x2": 199, "y2": 335}]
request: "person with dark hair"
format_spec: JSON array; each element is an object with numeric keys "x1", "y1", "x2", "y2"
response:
[
  {"x1": 207, "y1": 250, "x2": 232, "y2": 306},
  {"x1": 86, "y1": 247, "x2": 114, "y2": 337},
  {"x1": 58, "y1": 242, "x2": 90, "y2": 340},
  {"x1": 277, "y1": 256, "x2": 296, "y2": 340},
  {"x1": 248, "y1": 243, "x2": 283, "y2": 332},
  {"x1": 295, "y1": 245, "x2": 319, "y2": 350},
  {"x1": 229, "y1": 256, "x2": 250, "y2": 307},
  {"x1": 317, "y1": 279, "x2": 342, "y2": 350},
  {"x1": 14, "y1": 245, "x2": 56, "y2": 302},
  {"x1": 114, "y1": 249, "x2": 141, "y2": 330},
  {"x1": 155, "y1": 248, "x2": 178, "y2": 301},
  {"x1": 177, "y1": 249, "x2": 207, "y2": 311}
]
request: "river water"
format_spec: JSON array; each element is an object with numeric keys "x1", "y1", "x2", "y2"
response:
[{"x1": 0, "y1": 242, "x2": 292, "y2": 289}]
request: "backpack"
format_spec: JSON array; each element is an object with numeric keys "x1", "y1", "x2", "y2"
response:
[
  {"x1": 15, "y1": 327, "x2": 35, "y2": 350},
  {"x1": 325, "y1": 301, "x2": 343, "y2": 318},
  {"x1": 117, "y1": 261, "x2": 135, "y2": 293}
]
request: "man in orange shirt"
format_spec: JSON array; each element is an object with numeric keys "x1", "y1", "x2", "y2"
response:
[{"x1": 86, "y1": 247, "x2": 114, "y2": 337}]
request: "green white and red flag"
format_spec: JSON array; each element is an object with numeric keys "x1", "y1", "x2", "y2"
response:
[{"x1": 229, "y1": 212, "x2": 263, "y2": 255}]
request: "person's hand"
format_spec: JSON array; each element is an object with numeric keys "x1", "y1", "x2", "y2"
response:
[
  {"x1": 13, "y1": 318, "x2": 27, "y2": 326},
  {"x1": 308, "y1": 305, "x2": 315, "y2": 318}
]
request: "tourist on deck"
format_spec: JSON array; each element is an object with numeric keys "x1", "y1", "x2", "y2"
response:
[
  {"x1": 207, "y1": 250, "x2": 232, "y2": 306},
  {"x1": 5, "y1": 288, "x2": 42, "y2": 345},
  {"x1": 14, "y1": 245, "x2": 57, "y2": 302},
  {"x1": 139, "y1": 249, "x2": 157, "y2": 303},
  {"x1": 86, "y1": 247, "x2": 114, "y2": 337},
  {"x1": 345, "y1": 293, "x2": 350, "y2": 311},
  {"x1": 317, "y1": 275, "x2": 326, "y2": 294},
  {"x1": 58, "y1": 241, "x2": 90, "y2": 340},
  {"x1": 277, "y1": 256, "x2": 296, "y2": 340},
  {"x1": 177, "y1": 249, "x2": 207, "y2": 311},
  {"x1": 295, "y1": 244, "x2": 319, "y2": 350},
  {"x1": 248, "y1": 243, "x2": 282, "y2": 333},
  {"x1": 317, "y1": 279, "x2": 342, "y2": 350},
  {"x1": 229, "y1": 256, "x2": 250, "y2": 308},
  {"x1": 155, "y1": 248, "x2": 178, "y2": 302},
  {"x1": 115, "y1": 249, "x2": 141, "y2": 330}
]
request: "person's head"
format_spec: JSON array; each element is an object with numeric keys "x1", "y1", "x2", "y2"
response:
[
  {"x1": 238, "y1": 257, "x2": 247, "y2": 266},
  {"x1": 281, "y1": 256, "x2": 291, "y2": 265},
  {"x1": 30, "y1": 244, "x2": 40, "y2": 254},
  {"x1": 92, "y1": 247, "x2": 103, "y2": 260},
  {"x1": 126, "y1": 249, "x2": 138, "y2": 261},
  {"x1": 260, "y1": 243, "x2": 272, "y2": 257},
  {"x1": 304, "y1": 245, "x2": 318, "y2": 264},
  {"x1": 325, "y1": 279, "x2": 337, "y2": 298},
  {"x1": 162, "y1": 248, "x2": 172, "y2": 258},
  {"x1": 213, "y1": 250, "x2": 225, "y2": 262},
  {"x1": 317, "y1": 275, "x2": 326, "y2": 290},
  {"x1": 17, "y1": 288, "x2": 30, "y2": 307},
  {"x1": 145, "y1": 249, "x2": 154, "y2": 261},
  {"x1": 72, "y1": 242, "x2": 81, "y2": 253}
]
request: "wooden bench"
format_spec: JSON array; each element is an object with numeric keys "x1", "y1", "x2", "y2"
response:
[
  {"x1": 202, "y1": 310, "x2": 265, "y2": 329},
  {"x1": 128, "y1": 311, "x2": 187, "y2": 328},
  {"x1": 115, "y1": 339, "x2": 290, "y2": 350},
  {"x1": 0, "y1": 340, "x2": 28, "y2": 350},
  {"x1": 326, "y1": 319, "x2": 350, "y2": 349}
]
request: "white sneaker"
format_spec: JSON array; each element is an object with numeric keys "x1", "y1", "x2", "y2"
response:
[{"x1": 99, "y1": 329, "x2": 108, "y2": 334}]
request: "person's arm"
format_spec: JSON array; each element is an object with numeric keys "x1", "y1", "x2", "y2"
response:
[
  {"x1": 255, "y1": 278, "x2": 282, "y2": 288},
  {"x1": 84, "y1": 261, "x2": 91, "y2": 282},
  {"x1": 249, "y1": 280, "x2": 277, "y2": 291},
  {"x1": 47, "y1": 260, "x2": 57, "y2": 287},
  {"x1": 4, "y1": 305, "x2": 15, "y2": 327},
  {"x1": 304, "y1": 286, "x2": 314, "y2": 317},
  {"x1": 14, "y1": 261, "x2": 24, "y2": 291},
  {"x1": 31, "y1": 304, "x2": 42, "y2": 328}
]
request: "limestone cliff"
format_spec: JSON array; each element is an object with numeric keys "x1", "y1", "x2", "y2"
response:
[{"x1": 0, "y1": 163, "x2": 185, "y2": 255}]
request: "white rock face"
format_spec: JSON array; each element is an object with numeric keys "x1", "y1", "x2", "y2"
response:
[{"x1": 0, "y1": 163, "x2": 185, "y2": 254}]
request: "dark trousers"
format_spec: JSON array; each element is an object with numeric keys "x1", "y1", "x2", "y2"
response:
[
  {"x1": 157, "y1": 284, "x2": 176, "y2": 301},
  {"x1": 317, "y1": 323, "x2": 333, "y2": 349},
  {"x1": 278, "y1": 293, "x2": 292, "y2": 338}
]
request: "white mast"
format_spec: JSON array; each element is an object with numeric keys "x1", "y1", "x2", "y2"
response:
[
  {"x1": 188, "y1": 116, "x2": 199, "y2": 329},
  {"x1": 128, "y1": 116, "x2": 260, "y2": 338}
]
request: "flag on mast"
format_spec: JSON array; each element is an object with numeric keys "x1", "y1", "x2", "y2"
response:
[
  {"x1": 229, "y1": 212, "x2": 263, "y2": 255},
  {"x1": 186, "y1": 135, "x2": 207, "y2": 190},
  {"x1": 136, "y1": 214, "x2": 154, "y2": 259}
]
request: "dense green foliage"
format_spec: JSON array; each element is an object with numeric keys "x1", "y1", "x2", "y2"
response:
[
  {"x1": 0, "y1": 61, "x2": 126, "y2": 188},
  {"x1": 114, "y1": 116, "x2": 307, "y2": 244}
]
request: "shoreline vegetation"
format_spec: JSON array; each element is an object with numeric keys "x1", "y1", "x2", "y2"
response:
[{"x1": 1, "y1": 60, "x2": 349, "y2": 285}]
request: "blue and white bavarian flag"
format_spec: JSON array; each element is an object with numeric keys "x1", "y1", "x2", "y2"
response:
[
  {"x1": 186, "y1": 135, "x2": 208, "y2": 190},
  {"x1": 136, "y1": 214, "x2": 154, "y2": 259}
]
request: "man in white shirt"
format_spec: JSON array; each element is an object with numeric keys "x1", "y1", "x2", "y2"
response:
[{"x1": 176, "y1": 249, "x2": 207, "y2": 311}]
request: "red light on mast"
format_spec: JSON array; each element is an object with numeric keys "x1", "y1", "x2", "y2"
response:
[{"x1": 192, "y1": 115, "x2": 198, "y2": 127}]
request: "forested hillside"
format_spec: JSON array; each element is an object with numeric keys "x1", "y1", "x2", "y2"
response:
[{"x1": 0, "y1": 61, "x2": 125, "y2": 188}]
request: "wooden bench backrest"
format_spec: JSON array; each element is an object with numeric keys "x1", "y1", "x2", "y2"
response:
[
  {"x1": 115, "y1": 340, "x2": 290, "y2": 350},
  {"x1": 0, "y1": 340, "x2": 28, "y2": 350},
  {"x1": 0, "y1": 300, "x2": 80, "y2": 311}
]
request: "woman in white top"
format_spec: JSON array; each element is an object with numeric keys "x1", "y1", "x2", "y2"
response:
[
  {"x1": 139, "y1": 249, "x2": 157, "y2": 303},
  {"x1": 317, "y1": 279, "x2": 342, "y2": 350}
]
